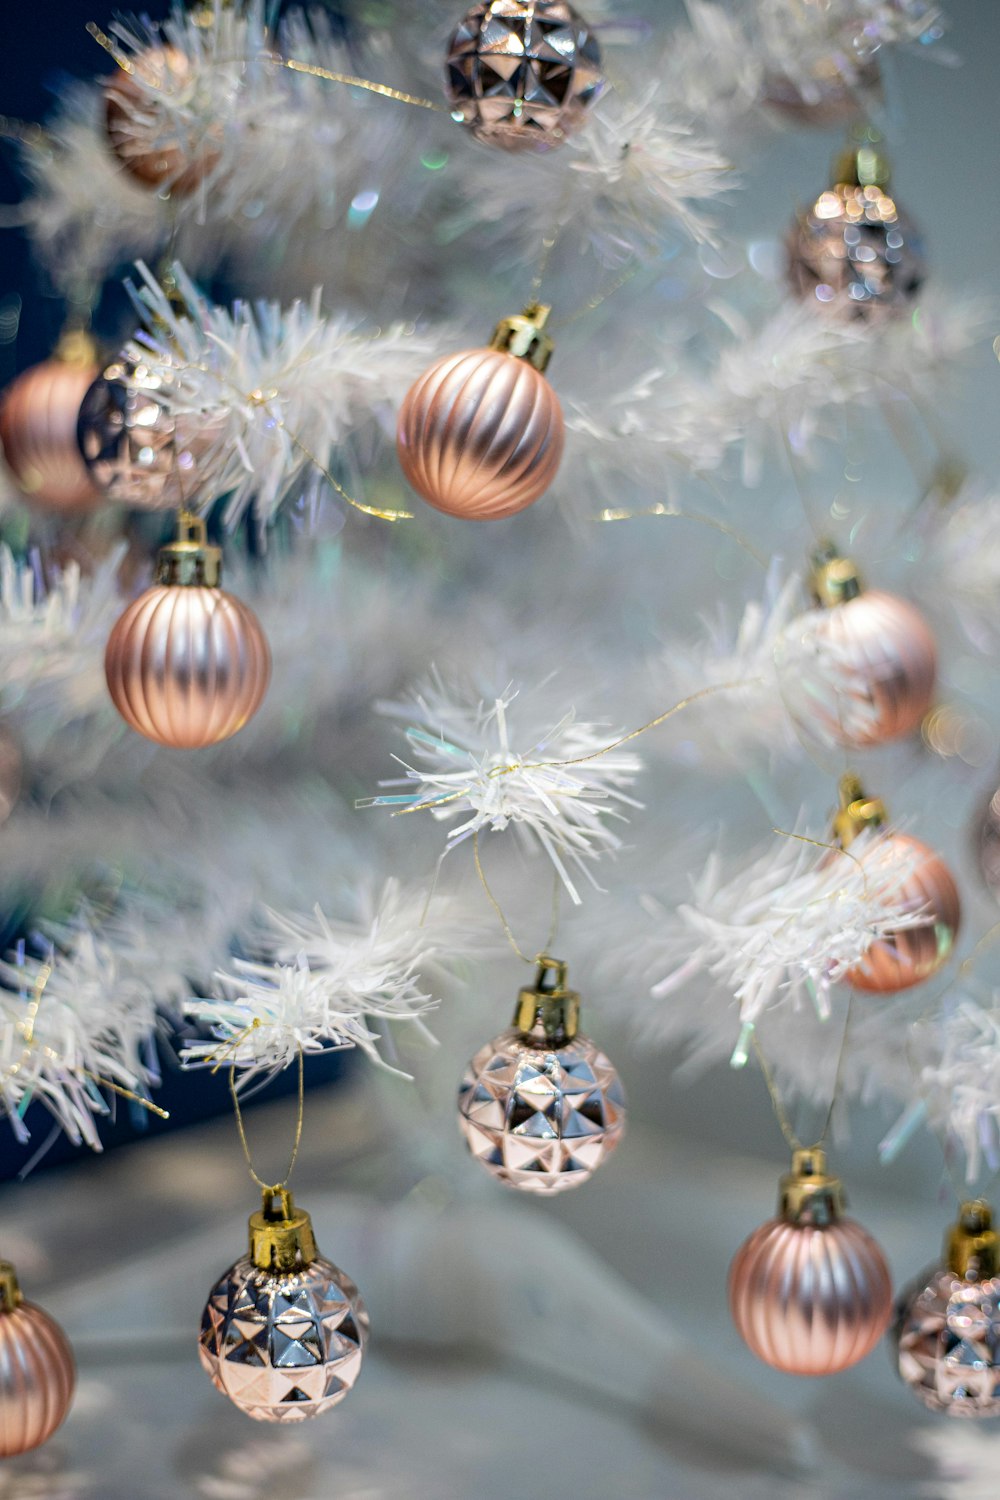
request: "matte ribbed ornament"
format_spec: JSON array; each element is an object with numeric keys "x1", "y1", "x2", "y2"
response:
[
  {"x1": 397, "y1": 304, "x2": 564, "y2": 520},
  {"x1": 104, "y1": 46, "x2": 220, "y2": 194},
  {"x1": 445, "y1": 0, "x2": 603, "y2": 149},
  {"x1": 787, "y1": 130, "x2": 924, "y2": 317},
  {"x1": 200, "y1": 1189, "x2": 369, "y2": 1423},
  {"x1": 105, "y1": 512, "x2": 270, "y2": 749},
  {"x1": 78, "y1": 355, "x2": 199, "y2": 510},
  {"x1": 0, "y1": 1261, "x2": 75, "y2": 1456},
  {"x1": 894, "y1": 1201, "x2": 1000, "y2": 1417},
  {"x1": 457, "y1": 958, "x2": 626, "y2": 1194},
  {"x1": 0, "y1": 341, "x2": 102, "y2": 512},
  {"x1": 728, "y1": 1149, "x2": 893, "y2": 1375}
]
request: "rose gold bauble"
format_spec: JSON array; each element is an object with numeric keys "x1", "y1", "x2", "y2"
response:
[
  {"x1": 105, "y1": 46, "x2": 220, "y2": 194},
  {"x1": 0, "y1": 353, "x2": 102, "y2": 512},
  {"x1": 843, "y1": 831, "x2": 960, "y2": 994},
  {"x1": 105, "y1": 514, "x2": 270, "y2": 749},
  {"x1": 0, "y1": 1263, "x2": 75, "y2": 1456},
  {"x1": 397, "y1": 305, "x2": 564, "y2": 520},
  {"x1": 729, "y1": 1150, "x2": 892, "y2": 1376}
]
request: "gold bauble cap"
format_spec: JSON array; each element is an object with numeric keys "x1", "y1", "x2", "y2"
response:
[
  {"x1": 248, "y1": 1188, "x2": 319, "y2": 1274},
  {"x1": 489, "y1": 303, "x2": 554, "y2": 373},
  {"x1": 833, "y1": 771, "x2": 888, "y2": 849},
  {"x1": 513, "y1": 955, "x2": 580, "y2": 1045},
  {"x1": 778, "y1": 1147, "x2": 846, "y2": 1226},
  {"x1": 0, "y1": 1261, "x2": 23, "y2": 1314},
  {"x1": 833, "y1": 124, "x2": 892, "y2": 190},
  {"x1": 810, "y1": 540, "x2": 864, "y2": 608},
  {"x1": 155, "y1": 510, "x2": 222, "y2": 587},
  {"x1": 946, "y1": 1200, "x2": 1000, "y2": 1281}
]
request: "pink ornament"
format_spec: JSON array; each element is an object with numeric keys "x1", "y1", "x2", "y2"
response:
[
  {"x1": 0, "y1": 351, "x2": 102, "y2": 513},
  {"x1": 0, "y1": 1262, "x2": 75, "y2": 1457}
]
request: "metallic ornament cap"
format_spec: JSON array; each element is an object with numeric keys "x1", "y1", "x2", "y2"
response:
[
  {"x1": 947, "y1": 1200, "x2": 1000, "y2": 1281},
  {"x1": 833, "y1": 772, "x2": 888, "y2": 849},
  {"x1": 155, "y1": 509, "x2": 222, "y2": 587},
  {"x1": 810, "y1": 539, "x2": 864, "y2": 607},
  {"x1": 778, "y1": 1148, "x2": 846, "y2": 1226},
  {"x1": 833, "y1": 124, "x2": 892, "y2": 190},
  {"x1": 0, "y1": 1262, "x2": 22, "y2": 1314},
  {"x1": 513, "y1": 955, "x2": 580, "y2": 1044},
  {"x1": 489, "y1": 304, "x2": 554, "y2": 373},
  {"x1": 54, "y1": 327, "x2": 99, "y2": 370},
  {"x1": 249, "y1": 1188, "x2": 319, "y2": 1274}
]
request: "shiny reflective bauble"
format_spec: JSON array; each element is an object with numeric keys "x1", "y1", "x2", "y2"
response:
[
  {"x1": 458, "y1": 1027, "x2": 626, "y2": 1193},
  {"x1": 104, "y1": 45, "x2": 220, "y2": 194},
  {"x1": 105, "y1": 585, "x2": 271, "y2": 748},
  {"x1": 895, "y1": 1265, "x2": 1000, "y2": 1417},
  {"x1": 787, "y1": 181, "x2": 924, "y2": 317},
  {"x1": 200, "y1": 1254, "x2": 369, "y2": 1422},
  {"x1": 78, "y1": 357, "x2": 194, "y2": 510},
  {"x1": 977, "y1": 783, "x2": 1000, "y2": 905},
  {"x1": 397, "y1": 347, "x2": 564, "y2": 519},
  {"x1": 0, "y1": 1268, "x2": 75, "y2": 1456},
  {"x1": 0, "y1": 358, "x2": 102, "y2": 512},
  {"x1": 805, "y1": 590, "x2": 937, "y2": 748},
  {"x1": 843, "y1": 831, "x2": 960, "y2": 993},
  {"x1": 445, "y1": 0, "x2": 603, "y2": 149},
  {"x1": 763, "y1": 59, "x2": 880, "y2": 128}
]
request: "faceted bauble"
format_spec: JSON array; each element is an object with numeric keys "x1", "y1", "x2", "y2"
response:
[
  {"x1": 457, "y1": 1026, "x2": 626, "y2": 1193},
  {"x1": 445, "y1": 0, "x2": 603, "y2": 149},
  {"x1": 843, "y1": 832, "x2": 960, "y2": 994},
  {"x1": 104, "y1": 46, "x2": 221, "y2": 194},
  {"x1": 105, "y1": 584, "x2": 271, "y2": 748},
  {"x1": 200, "y1": 1254, "x2": 369, "y2": 1422},
  {"x1": 729, "y1": 1215, "x2": 893, "y2": 1375},
  {"x1": 895, "y1": 1264, "x2": 1000, "y2": 1416},
  {"x1": 787, "y1": 181, "x2": 924, "y2": 317},
  {"x1": 397, "y1": 347, "x2": 564, "y2": 519},
  {"x1": 0, "y1": 357, "x2": 103, "y2": 513},
  {"x1": 77, "y1": 356, "x2": 197, "y2": 510},
  {"x1": 0, "y1": 1295, "x2": 75, "y2": 1455}
]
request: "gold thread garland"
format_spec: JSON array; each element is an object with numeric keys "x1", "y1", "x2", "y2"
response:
[{"x1": 229, "y1": 1045, "x2": 305, "y2": 1194}]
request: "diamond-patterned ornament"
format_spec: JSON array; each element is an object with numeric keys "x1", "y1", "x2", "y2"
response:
[
  {"x1": 458, "y1": 1026, "x2": 626, "y2": 1193},
  {"x1": 77, "y1": 357, "x2": 191, "y2": 510},
  {"x1": 894, "y1": 1266, "x2": 1000, "y2": 1417},
  {"x1": 787, "y1": 180, "x2": 924, "y2": 318},
  {"x1": 445, "y1": 0, "x2": 603, "y2": 150},
  {"x1": 199, "y1": 1254, "x2": 369, "y2": 1422}
]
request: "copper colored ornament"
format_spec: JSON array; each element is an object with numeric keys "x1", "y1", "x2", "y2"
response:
[
  {"x1": 200, "y1": 1188, "x2": 369, "y2": 1422},
  {"x1": 457, "y1": 958, "x2": 626, "y2": 1193},
  {"x1": 895, "y1": 1200, "x2": 1000, "y2": 1417},
  {"x1": 787, "y1": 130, "x2": 924, "y2": 318},
  {"x1": 800, "y1": 544, "x2": 936, "y2": 749},
  {"x1": 397, "y1": 304, "x2": 564, "y2": 520},
  {"x1": 729, "y1": 1148, "x2": 893, "y2": 1375},
  {"x1": 0, "y1": 343, "x2": 103, "y2": 513},
  {"x1": 77, "y1": 355, "x2": 200, "y2": 510},
  {"x1": 104, "y1": 45, "x2": 220, "y2": 194},
  {"x1": 105, "y1": 512, "x2": 270, "y2": 749},
  {"x1": 832, "y1": 773, "x2": 960, "y2": 995},
  {"x1": 445, "y1": 0, "x2": 603, "y2": 150},
  {"x1": 0, "y1": 1261, "x2": 75, "y2": 1456}
]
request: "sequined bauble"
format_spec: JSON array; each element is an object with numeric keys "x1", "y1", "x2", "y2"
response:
[
  {"x1": 78, "y1": 356, "x2": 198, "y2": 510},
  {"x1": 200, "y1": 1254, "x2": 369, "y2": 1422},
  {"x1": 843, "y1": 831, "x2": 960, "y2": 994},
  {"x1": 978, "y1": 783, "x2": 1000, "y2": 904},
  {"x1": 397, "y1": 347, "x2": 564, "y2": 519},
  {"x1": 104, "y1": 46, "x2": 221, "y2": 194},
  {"x1": 895, "y1": 1264, "x2": 1000, "y2": 1416},
  {"x1": 0, "y1": 1289, "x2": 75, "y2": 1456},
  {"x1": 445, "y1": 0, "x2": 603, "y2": 149},
  {"x1": 0, "y1": 357, "x2": 102, "y2": 512},
  {"x1": 105, "y1": 584, "x2": 271, "y2": 748},
  {"x1": 458, "y1": 1026, "x2": 626, "y2": 1193},
  {"x1": 787, "y1": 181, "x2": 924, "y2": 317},
  {"x1": 729, "y1": 1214, "x2": 892, "y2": 1375},
  {"x1": 800, "y1": 590, "x2": 937, "y2": 749}
]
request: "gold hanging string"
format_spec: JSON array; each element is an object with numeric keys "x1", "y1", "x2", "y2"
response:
[
  {"x1": 752, "y1": 992, "x2": 855, "y2": 1154},
  {"x1": 771, "y1": 826, "x2": 871, "y2": 904},
  {"x1": 595, "y1": 502, "x2": 770, "y2": 569},
  {"x1": 228, "y1": 1046, "x2": 304, "y2": 1193},
  {"x1": 779, "y1": 429, "x2": 825, "y2": 546},
  {"x1": 552, "y1": 262, "x2": 643, "y2": 332},
  {"x1": 276, "y1": 423, "x2": 413, "y2": 522},
  {"x1": 472, "y1": 830, "x2": 562, "y2": 966},
  {"x1": 958, "y1": 920, "x2": 1000, "y2": 980}
]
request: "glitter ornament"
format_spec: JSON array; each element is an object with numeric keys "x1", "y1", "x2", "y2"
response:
[
  {"x1": 200, "y1": 1188, "x2": 369, "y2": 1423},
  {"x1": 78, "y1": 354, "x2": 199, "y2": 510},
  {"x1": 105, "y1": 511, "x2": 270, "y2": 749},
  {"x1": 397, "y1": 304, "x2": 565, "y2": 520},
  {"x1": 787, "y1": 129, "x2": 924, "y2": 317},
  {"x1": 894, "y1": 1200, "x2": 1000, "y2": 1417},
  {"x1": 0, "y1": 334, "x2": 103, "y2": 513},
  {"x1": 445, "y1": 0, "x2": 603, "y2": 150},
  {"x1": 457, "y1": 957, "x2": 626, "y2": 1194},
  {"x1": 795, "y1": 543, "x2": 937, "y2": 749},
  {"x1": 104, "y1": 46, "x2": 221, "y2": 194},
  {"x1": 0, "y1": 1260, "x2": 75, "y2": 1456},
  {"x1": 729, "y1": 1148, "x2": 893, "y2": 1375},
  {"x1": 832, "y1": 773, "x2": 960, "y2": 995}
]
